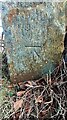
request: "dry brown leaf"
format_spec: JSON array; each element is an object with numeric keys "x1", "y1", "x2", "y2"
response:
[
  {"x1": 0, "y1": 79, "x2": 4, "y2": 84},
  {"x1": 14, "y1": 99, "x2": 23, "y2": 112},
  {"x1": 17, "y1": 91, "x2": 25, "y2": 97},
  {"x1": 8, "y1": 85, "x2": 13, "y2": 89},
  {"x1": 25, "y1": 103, "x2": 30, "y2": 112},
  {"x1": 25, "y1": 81, "x2": 33, "y2": 87},
  {"x1": 27, "y1": 81, "x2": 32, "y2": 85},
  {"x1": 18, "y1": 82, "x2": 23, "y2": 85}
]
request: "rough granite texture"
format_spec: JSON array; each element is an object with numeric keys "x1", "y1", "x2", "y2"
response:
[{"x1": 2, "y1": 2, "x2": 65, "y2": 82}]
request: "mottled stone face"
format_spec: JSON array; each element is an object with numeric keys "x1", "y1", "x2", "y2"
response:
[{"x1": 2, "y1": 2, "x2": 65, "y2": 82}]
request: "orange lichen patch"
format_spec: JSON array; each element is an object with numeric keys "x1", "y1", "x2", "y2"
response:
[
  {"x1": 8, "y1": 9, "x2": 16, "y2": 23},
  {"x1": 8, "y1": 14, "x2": 13, "y2": 23},
  {"x1": 8, "y1": 8, "x2": 30, "y2": 24},
  {"x1": 7, "y1": 8, "x2": 30, "y2": 23}
]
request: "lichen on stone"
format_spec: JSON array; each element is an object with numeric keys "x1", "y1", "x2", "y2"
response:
[{"x1": 2, "y1": 2, "x2": 65, "y2": 81}]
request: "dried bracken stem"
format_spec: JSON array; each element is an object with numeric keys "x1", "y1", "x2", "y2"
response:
[{"x1": 0, "y1": 62, "x2": 67, "y2": 120}]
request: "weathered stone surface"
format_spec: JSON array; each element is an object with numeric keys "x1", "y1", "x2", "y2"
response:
[{"x1": 2, "y1": 2, "x2": 65, "y2": 82}]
